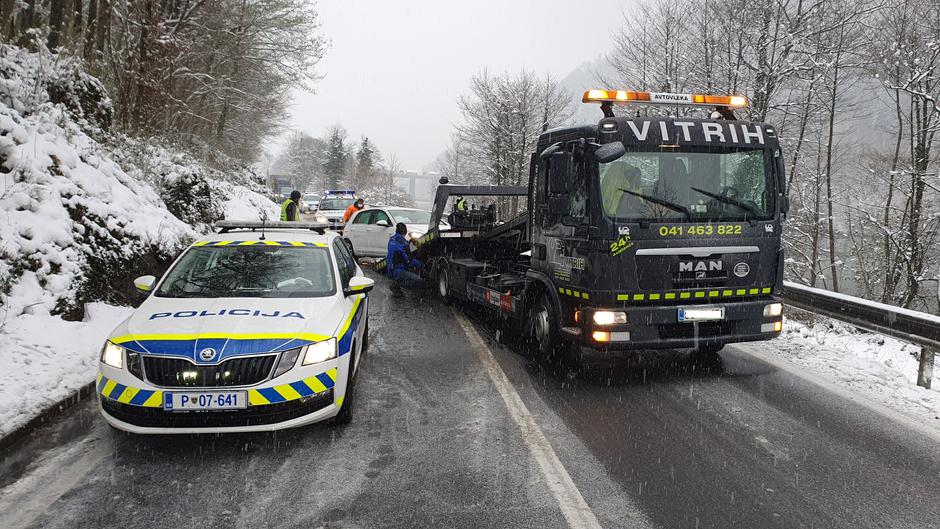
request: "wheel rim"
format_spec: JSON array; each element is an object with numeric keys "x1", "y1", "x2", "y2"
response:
[
  {"x1": 438, "y1": 269, "x2": 448, "y2": 298},
  {"x1": 533, "y1": 305, "x2": 550, "y2": 349}
]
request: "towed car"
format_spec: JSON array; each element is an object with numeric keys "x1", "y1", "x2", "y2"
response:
[
  {"x1": 97, "y1": 221, "x2": 373, "y2": 433},
  {"x1": 344, "y1": 207, "x2": 447, "y2": 257}
]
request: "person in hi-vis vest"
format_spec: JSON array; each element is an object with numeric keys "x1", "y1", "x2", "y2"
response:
[{"x1": 281, "y1": 190, "x2": 302, "y2": 221}]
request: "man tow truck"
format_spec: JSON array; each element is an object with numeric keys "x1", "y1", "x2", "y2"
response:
[{"x1": 393, "y1": 89, "x2": 788, "y2": 361}]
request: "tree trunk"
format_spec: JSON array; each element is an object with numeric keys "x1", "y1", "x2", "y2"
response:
[
  {"x1": 48, "y1": 0, "x2": 66, "y2": 49},
  {"x1": 95, "y1": 0, "x2": 109, "y2": 53}
]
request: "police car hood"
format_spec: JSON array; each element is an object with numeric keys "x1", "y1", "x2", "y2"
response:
[{"x1": 111, "y1": 296, "x2": 346, "y2": 364}]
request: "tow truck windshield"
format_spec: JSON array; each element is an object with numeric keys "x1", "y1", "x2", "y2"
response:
[
  {"x1": 599, "y1": 147, "x2": 772, "y2": 222},
  {"x1": 155, "y1": 246, "x2": 337, "y2": 298}
]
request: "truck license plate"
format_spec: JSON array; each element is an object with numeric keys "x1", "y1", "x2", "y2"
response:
[
  {"x1": 678, "y1": 307, "x2": 725, "y2": 322},
  {"x1": 164, "y1": 391, "x2": 248, "y2": 411}
]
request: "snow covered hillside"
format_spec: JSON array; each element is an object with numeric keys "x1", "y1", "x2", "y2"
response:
[{"x1": 0, "y1": 43, "x2": 277, "y2": 323}]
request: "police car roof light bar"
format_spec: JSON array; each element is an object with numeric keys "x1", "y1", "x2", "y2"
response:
[{"x1": 215, "y1": 220, "x2": 330, "y2": 234}]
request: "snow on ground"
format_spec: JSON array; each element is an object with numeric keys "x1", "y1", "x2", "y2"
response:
[
  {"x1": 0, "y1": 303, "x2": 132, "y2": 438},
  {"x1": 748, "y1": 317, "x2": 940, "y2": 433},
  {"x1": 212, "y1": 179, "x2": 280, "y2": 221}
]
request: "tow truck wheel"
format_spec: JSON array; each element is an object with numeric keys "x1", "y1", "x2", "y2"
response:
[
  {"x1": 529, "y1": 294, "x2": 561, "y2": 363},
  {"x1": 436, "y1": 262, "x2": 452, "y2": 303}
]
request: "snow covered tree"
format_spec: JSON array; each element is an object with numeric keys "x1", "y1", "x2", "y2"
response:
[{"x1": 322, "y1": 125, "x2": 348, "y2": 190}]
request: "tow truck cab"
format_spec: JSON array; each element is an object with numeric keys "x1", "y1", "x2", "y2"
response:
[{"x1": 530, "y1": 90, "x2": 788, "y2": 351}]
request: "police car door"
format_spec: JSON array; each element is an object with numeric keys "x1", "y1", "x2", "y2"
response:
[{"x1": 332, "y1": 239, "x2": 365, "y2": 374}]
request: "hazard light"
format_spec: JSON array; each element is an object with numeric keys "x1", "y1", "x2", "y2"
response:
[{"x1": 582, "y1": 89, "x2": 747, "y2": 108}]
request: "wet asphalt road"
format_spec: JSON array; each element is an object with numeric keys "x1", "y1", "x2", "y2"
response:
[{"x1": 2, "y1": 273, "x2": 939, "y2": 529}]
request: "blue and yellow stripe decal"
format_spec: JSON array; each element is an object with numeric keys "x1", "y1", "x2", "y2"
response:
[
  {"x1": 248, "y1": 368, "x2": 337, "y2": 405},
  {"x1": 193, "y1": 240, "x2": 328, "y2": 247},
  {"x1": 110, "y1": 332, "x2": 331, "y2": 361},
  {"x1": 97, "y1": 374, "x2": 164, "y2": 407},
  {"x1": 98, "y1": 369, "x2": 337, "y2": 407},
  {"x1": 336, "y1": 296, "x2": 364, "y2": 356}
]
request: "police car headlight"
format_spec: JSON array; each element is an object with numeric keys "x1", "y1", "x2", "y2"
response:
[
  {"x1": 101, "y1": 342, "x2": 125, "y2": 369},
  {"x1": 302, "y1": 338, "x2": 337, "y2": 366},
  {"x1": 592, "y1": 311, "x2": 628, "y2": 326}
]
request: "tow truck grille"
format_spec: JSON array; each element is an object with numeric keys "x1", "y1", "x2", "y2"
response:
[{"x1": 142, "y1": 355, "x2": 277, "y2": 388}]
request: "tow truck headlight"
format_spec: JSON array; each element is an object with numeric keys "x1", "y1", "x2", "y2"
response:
[
  {"x1": 763, "y1": 303, "x2": 783, "y2": 317},
  {"x1": 101, "y1": 342, "x2": 125, "y2": 369},
  {"x1": 302, "y1": 338, "x2": 338, "y2": 366},
  {"x1": 592, "y1": 310, "x2": 628, "y2": 325}
]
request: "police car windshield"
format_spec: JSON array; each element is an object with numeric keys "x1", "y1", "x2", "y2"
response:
[
  {"x1": 155, "y1": 245, "x2": 336, "y2": 298},
  {"x1": 319, "y1": 198, "x2": 356, "y2": 210},
  {"x1": 599, "y1": 147, "x2": 772, "y2": 222}
]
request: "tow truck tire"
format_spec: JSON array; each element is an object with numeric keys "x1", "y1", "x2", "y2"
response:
[
  {"x1": 529, "y1": 293, "x2": 562, "y2": 363},
  {"x1": 436, "y1": 262, "x2": 452, "y2": 304}
]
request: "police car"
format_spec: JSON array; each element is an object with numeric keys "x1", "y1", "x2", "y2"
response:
[
  {"x1": 317, "y1": 190, "x2": 359, "y2": 229},
  {"x1": 96, "y1": 221, "x2": 372, "y2": 433}
]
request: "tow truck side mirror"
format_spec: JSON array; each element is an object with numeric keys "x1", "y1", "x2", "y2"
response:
[
  {"x1": 595, "y1": 141, "x2": 626, "y2": 163},
  {"x1": 344, "y1": 276, "x2": 375, "y2": 297},
  {"x1": 133, "y1": 275, "x2": 156, "y2": 297},
  {"x1": 548, "y1": 151, "x2": 572, "y2": 196},
  {"x1": 779, "y1": 195, "x2": 790, "y2": 215}
]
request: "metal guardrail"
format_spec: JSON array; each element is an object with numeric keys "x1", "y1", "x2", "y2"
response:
[{"x1": 782, "y1": 281, "x2": 939, "y2": 389}]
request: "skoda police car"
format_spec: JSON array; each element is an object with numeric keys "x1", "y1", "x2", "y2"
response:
[{"x1": 96, "y1": 221, "x2": 373, "y2": 433}]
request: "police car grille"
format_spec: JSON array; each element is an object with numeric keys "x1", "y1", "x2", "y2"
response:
[{"x1": 143, "y1": 355, "x2": 277, "y2": 387}]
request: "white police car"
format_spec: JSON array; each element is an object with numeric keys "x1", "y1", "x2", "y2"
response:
[{"x1": 97, "y1": 221, "x2": 373, "y2": 433}]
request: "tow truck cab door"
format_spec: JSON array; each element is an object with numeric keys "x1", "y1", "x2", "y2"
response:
[{"x1": 530, "y1": 140, "x2": 591, "y2": 279}]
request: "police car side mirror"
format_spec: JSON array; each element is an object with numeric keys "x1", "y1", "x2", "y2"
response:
[
  {"x1": 344, "y1": 276, "x2": 375, "y2": 297},
  {"x1": 595, "y1": 141, "x2": 626, "y2": 163},
  {"x1": 133, "y1": 275, "x2": 156, "y2": 297}
]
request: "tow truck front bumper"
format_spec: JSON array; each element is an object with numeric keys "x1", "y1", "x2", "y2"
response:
[{"x1": 571, "y1": 298, "x2": 782, "y2": 351}]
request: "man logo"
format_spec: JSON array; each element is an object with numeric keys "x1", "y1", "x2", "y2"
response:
[
  {"x1": 199, "y1": 347, "x2": 217, "y2": 361},
  {"x1": 733, "y1": 262, "x2": 750, "y2": 278},
  {"x1": 679, "y1": 260, "x2": 723, "y2": 273}
]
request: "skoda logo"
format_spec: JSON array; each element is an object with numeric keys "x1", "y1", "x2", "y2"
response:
[
  {"x1": 199, "y1": 347, "x2": 217, "y2": 361},
  {"x1": 733, "y1": 262, "x2": 750, "y2": 278}
]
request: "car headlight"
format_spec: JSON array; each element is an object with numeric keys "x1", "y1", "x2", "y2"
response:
[
  {"x1": 101, "y1": 341, "x2": 125, "y2": 369},
  {"x1": 763, "y1": 303, "x2": 783, "y2": 317},
  {"x1": 593, "y1": 310, "x2": 628, "y2": 325},
  {"x1": 314, "y1": 215, "x2": 328, "y2": 223},
  {"x1": 302, "y1": 338, "x2": 338, "y2": 365}
]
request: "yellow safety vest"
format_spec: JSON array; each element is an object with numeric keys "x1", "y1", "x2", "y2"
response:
[{"x1": 280, "y1": 199, "x2": 299, "y2": 221}]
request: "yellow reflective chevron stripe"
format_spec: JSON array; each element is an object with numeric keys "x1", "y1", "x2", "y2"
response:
[
  {"x1": 192, "y1": 240, "x2": 328, "y2": 247},
  {"x1": 246, "y1": 367, "x2": 339, "y2": 405},
  {"x1": 97, "y1": 375, "x2": 163, "y2": 408}
]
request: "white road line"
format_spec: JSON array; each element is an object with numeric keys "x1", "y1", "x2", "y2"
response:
[{"x1": 454, "y1": 311, "x2": 603, "y2": 529}]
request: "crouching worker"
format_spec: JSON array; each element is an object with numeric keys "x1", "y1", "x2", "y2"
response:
[{"x1": 386, "y1": 222, "x2": 423, "y2": 295}]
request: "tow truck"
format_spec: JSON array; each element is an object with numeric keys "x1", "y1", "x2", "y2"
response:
[{"x1": 390, "y1": 89, "x2": 788, "y2": 361}]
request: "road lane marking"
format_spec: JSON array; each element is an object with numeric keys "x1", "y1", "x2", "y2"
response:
[{"x1": 454, "y1": 311, "x2": 603, "y2": 529}]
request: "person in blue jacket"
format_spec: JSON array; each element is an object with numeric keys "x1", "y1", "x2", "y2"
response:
[{"x1": 386, "y1": 222, "x2": 423, "y2": 293}]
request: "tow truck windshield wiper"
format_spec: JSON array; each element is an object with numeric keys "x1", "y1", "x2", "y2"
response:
[
  {"x1": 619, "y1": 188, "x2": 691, "y2": 220},
  {"x1": 690, "y1": 187, "x2": 761, "y2": 218}
]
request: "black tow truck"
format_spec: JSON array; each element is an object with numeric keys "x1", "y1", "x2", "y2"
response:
[{"x1": 391, "y1": 89, "x2": 788, "y2": 359}]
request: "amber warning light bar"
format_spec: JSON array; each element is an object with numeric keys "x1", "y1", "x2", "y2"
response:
[{"x1": 582, "y1": 89, "x2": 747, "y2": 108}]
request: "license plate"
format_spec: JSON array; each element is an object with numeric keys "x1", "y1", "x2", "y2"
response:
[
  {"x1": 164, "y1": 391, "x2": 248, "y2": 411},
  {"x1": 678, "y1": 307, "x2": 725, "y2": 322}
]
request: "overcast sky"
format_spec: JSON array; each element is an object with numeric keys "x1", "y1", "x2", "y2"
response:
[{"x1": 280, "y1": 0, "x2": 626, "y2": 171}]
